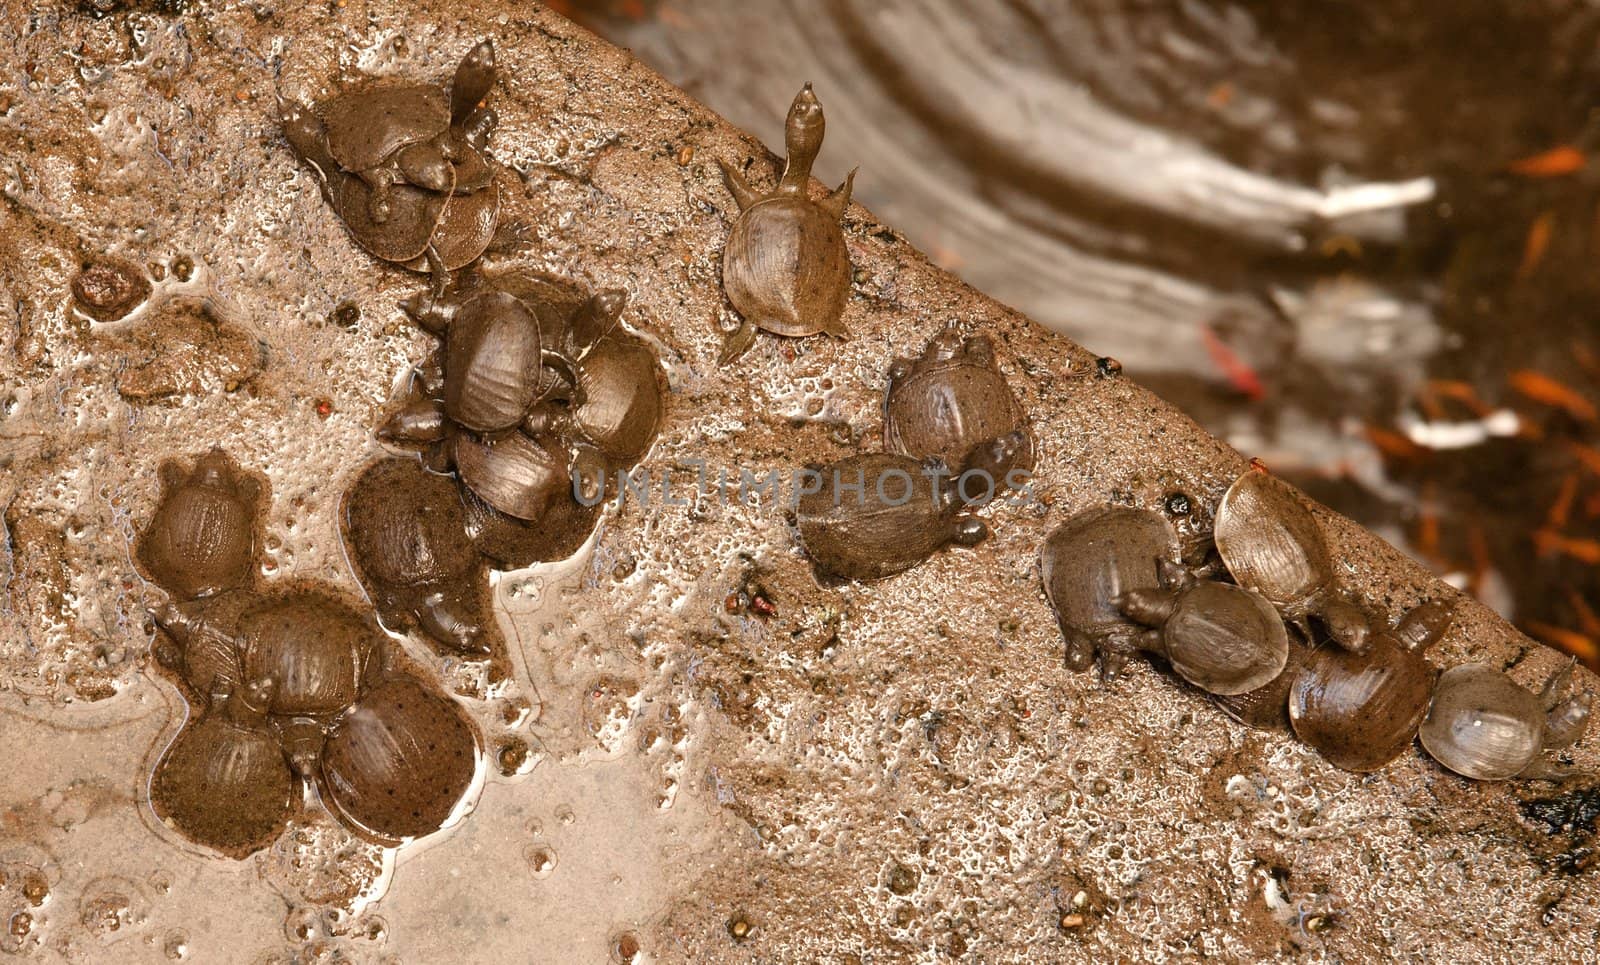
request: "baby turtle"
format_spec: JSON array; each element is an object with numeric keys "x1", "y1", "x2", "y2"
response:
[
  {"x1": 1420, "y1": 661, "x2": 1593, "y2": 781},
  {"x1": 1039, "y1": 507, "x2": 1181, "y2": 677},
  {"x1": 453, "y1": 431, "x2": 606, "y2": 523},
  {"x1": 885, "y1": 327, "x2": 1033, "y2": 478},
  {"x1": 282, "y1": 40, "x2": 496, "y2": 223},
  {"x1": 137, "y1": 449, "x2": 260, "y2": 600},
  {"x1": 149, "y1": 676, "x2": 295, "y2": 859},
  {"x1": 319, "y1": 674, "x2": 479, "y2": 844},
  {"x1": 384, "y1": 287, "x2": 624, "y2": 442},
  {"x1": 567, "y1": 327, "x2": 665, "y2": 471},
  {"x1": 343, "y1": 458, "x2": 488, "y2": 654},
  {"x1": 717, "y1": 83, "x2": 855, "y2": 363},
  {"x1": 1288, "y1": 601, "x2": 1452, "y2": 772},
  {"x1": 1118, "y1": 561, "x2": 1289, "y2": 696},
  {"x1": 281, "y1": 41, "x2": 500, "y2": 282},
  {"x1": 150, "y1": 594, "x2": 262, "y2": 707},
  {"x1": 796, "y1": 453, "x2": 986, "y2": 582},
  {"x1": 235, "y1": 591, "x2": 380, "y2": 719},
  {"x1": 1213, "y1": 467, "x2": 1368, "y2": 651}
]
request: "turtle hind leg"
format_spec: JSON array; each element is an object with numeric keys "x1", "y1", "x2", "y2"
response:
[
  {"x1": 418, "y1": 591, "x2": 488, "y2": 654},
  {"x1": 821, "y1": 311, "x2": 853, "y2": 340},
  {"x1": 718, "y1": 316, "x2": 758, "y2": 365},
  {"x1": 717, "y1": 158, "x2": 760, "y2": 212}
]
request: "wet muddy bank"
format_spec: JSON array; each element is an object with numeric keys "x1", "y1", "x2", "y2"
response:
[{"x1": 1, "y1": 2, "x2": 1597, "y2": 961}]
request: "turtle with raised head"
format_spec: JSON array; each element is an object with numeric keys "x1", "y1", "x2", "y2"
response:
[{"x1": 717, "y1": 83, "x2": 856, "y2": 363}]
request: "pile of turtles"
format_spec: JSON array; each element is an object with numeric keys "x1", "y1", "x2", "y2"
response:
[
  {"x1": 138, "y1": 451, "x2": 477, "y2": 857},
  {"x1": 141, "y1": 38, "x2": 1592, "y2": 864}
]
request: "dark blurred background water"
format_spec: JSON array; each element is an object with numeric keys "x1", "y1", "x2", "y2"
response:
[{"x1": 558, "y1": 0, "x2": 1600, "y2": 669}]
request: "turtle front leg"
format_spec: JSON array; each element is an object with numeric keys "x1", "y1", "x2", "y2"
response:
[
  {"x1": 717, "y1": 158, "x2": 761, "y2": 212},
  {"x1": 819, "y1": 166, "x2": 857, "y2": 220}
]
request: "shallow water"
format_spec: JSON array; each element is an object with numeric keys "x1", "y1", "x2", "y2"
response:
[{"x1": 567, "y1": 0, "x2": 1600, "y2": 669}]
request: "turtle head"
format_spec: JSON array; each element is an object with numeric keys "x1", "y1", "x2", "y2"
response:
[{"x1": 780, "y1": 83, "x2": 826, "y2": 192}]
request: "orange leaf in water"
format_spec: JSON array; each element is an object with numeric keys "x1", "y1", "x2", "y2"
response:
[
  {"x1": 1508, "y1": 369, "x2": 1598, "y2": 422},
  {"x1": 1507, "y1": 145, "x2": 1585, "y2": 177},
  {"x1": 1516, "y1": 211, "x2": 1556, "y2": 281},
  {"x1": 1198, "y1": 325, "x2": 1264, "y2": 401},
  {"x1": 1525, "y1": 621, "x2": 1599, "y2": 663}
]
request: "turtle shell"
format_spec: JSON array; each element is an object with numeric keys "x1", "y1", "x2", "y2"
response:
[
  {"x1": 1419, "y1": 664, "x2": 1544, "y2": 780},
  {"x1": 138, "y1": 463, "x2": 257, "y2": 600},
  {"x1": 401, "y1": 182, "x2": 500, "y2": 273},
  {"x1": 722, "y1": 196, "x2": 850, "y2": 337},
  {"x1": 1160, "y1": 581, "x2": 1288, "y2": 696},
  {"x1": 1214, "y1": 470, "x2": 1332, "y2": 619},
  {"x1": 322, "y1": 83, "x2": 450, "y2": 173},
  {"x1": 885, "y1": 346, "x2": 1030, "y2": 471},
  {"x1": 332, "y1": 175, "x2": 447, "y2": 263},
  {"x1": 237, "y1": 592, "x2": 378, "y2": 717},
  {"x1": 443, "y1": 291, "x2": 544, "y2": 433},
  {"x1": 344, "y1": 458, "x2": 478, "y2": 602},
  {"x1": 150, "y1": 710, "x2": 294, "y2": 859},
  {"x1": 1040, "y1": 507, "x2": 1179, "y2": 641},
  {"x1": 1288, "y1": 629, "x2": 1436, "y2": 772},
  {"x1": 796, "y1": 453, "x2": 965, "y2": 581},
  {"x1": 454, "y1": 431, "x2": 571, "y2": 522},
  {"x1": 572, "y1": 333, "x2": 664, "y2": 469},
  {"x1": 320, "y1": 675, "x2": 479, "y2": 843}
]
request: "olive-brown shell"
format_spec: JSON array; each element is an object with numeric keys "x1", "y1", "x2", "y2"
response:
[
  {"x1": 724, "y1": 197, "x2": 850, "y2": 338},
  {"x1": 572, "y1": 333, "x2": 664, "y2": 469},
  {"x1": 796, "y1": 453, "x2": 985, "y2": 582},
  {"x1": 138, "y1": 451, "x2": 259, "y2": 600},
  {"x1": 331, "y1": 175, "x2": 447, "y2": 263},
  {"x1": 237, "y1": 592, "x2": 377, "y2": 717},
  {"x1": 1213, "y1": 470, "x2": 1333, "y2": 619},
  {"x1": 344, "y1": 457, "x2": 478, "y2": 600},
  {"x1": 1288, "y1": 631, "x2": 1436, "y2": 772},
  {"x1": 1419, "y1": 664, "x2": 1546, "y2": 780},
  {"x1": 443, "y1": 291, "x2": 544, "y2": 433},
  {"x1": 885, "y1": 331, "x2": 1032, "y2": 474},
  {"x1": 149, "y1": 698, "x2": 294, "y2": 859},
  {"x1": 403, "y1": 183, "x2": 500, "y2": 273},
  {"x1": 322, "y1": 84, "x2": 450, "y2": 173},
  {"x1": 319, "y1": 675, "x2": 479, "y2": 843},
  {"x1": 1041, "y1": 507, "x2": 1179, "y2": 640},
  {"x1": 1154, "y1": 581, "x2": 1289, "y2": 696}
]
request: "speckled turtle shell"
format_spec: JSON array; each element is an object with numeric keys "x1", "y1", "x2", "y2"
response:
[
  {"x1": 236, "y1": 591, "x2": 379, "y2": 718},
  {"x1": 345, "y1": 458, "x2": 478, "y2": 600},
  {"x1": 1039, "y1": 507, "x2": 1179, "y2": 671},
  {"x1": 885, "y1": 329, "x2": 1032, "y2": 474},
  {"x1": 319, "y1": 675, "x2": 479, "y2": 844},
  {"x1": 1419, "y1": 665, "x2": 1547, "y2": 781},
  {"x1": 149, "y1": 684, "x2": 294, "y2": 859},
  {"x1": 321, "y1": 84, "x2": 451, "y2": 174},
  {"x1": 796, "y1": 453, "x2": 985, "y2": 582}
]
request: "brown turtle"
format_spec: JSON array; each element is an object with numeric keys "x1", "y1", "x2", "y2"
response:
[{"x1": 717, "y1": 84, "x2": 855, "y2": 363}]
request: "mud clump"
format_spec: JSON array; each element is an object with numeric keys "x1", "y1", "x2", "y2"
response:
[{"x1": 71, "y1": 258, "x2": 150, "y2": 322}]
